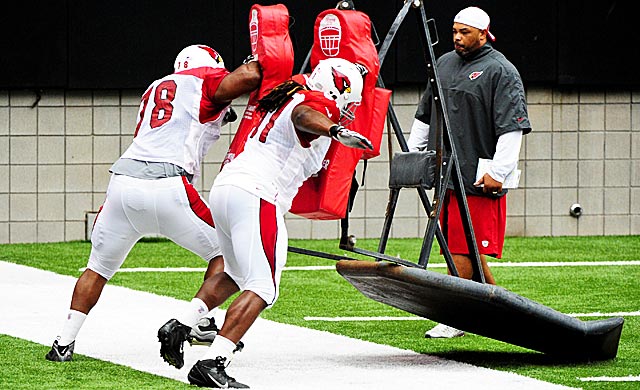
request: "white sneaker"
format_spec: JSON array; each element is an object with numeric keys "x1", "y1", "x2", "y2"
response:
[{"x1": 424, "y1": 323, "x2": 465, "y2": 338}]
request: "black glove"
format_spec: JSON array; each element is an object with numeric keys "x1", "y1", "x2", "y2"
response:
[
  {"x1": 222, "y1": 107, "x2": 237, "y2": 126},
  {"x1": 354, "y1": 63, "x2": 368, "y2": 77},
  {"x1": 242, "y1": 54, "x2": 258, "y2": 64},
  {"x1": 329, "y1": 125, "x2": 373, "y2": 150}
]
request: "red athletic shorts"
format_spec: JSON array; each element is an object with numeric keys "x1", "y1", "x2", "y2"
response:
[{"x1": 439, "y1": 190, "x2": 507, "y2": 258}]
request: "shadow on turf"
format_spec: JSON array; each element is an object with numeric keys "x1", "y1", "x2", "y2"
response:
[{"x1": 432, "y1": 350, "x2": 609, "y2": 368}]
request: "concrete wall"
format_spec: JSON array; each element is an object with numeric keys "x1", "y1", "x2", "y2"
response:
[{"x1": 1, "y1": 86, "x2": 639, "y2": 243}]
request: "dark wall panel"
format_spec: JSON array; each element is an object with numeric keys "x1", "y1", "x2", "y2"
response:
[
  {"x1": 558, "y1": 1, "x2": 633, "y2": 86},
  {"x1": 0, "y1": 2, "x2": 67, "y2": 88},
  {"x1": 395, "y1": 0, "x2": 557, "y2": 85},
  {"x1": 3, "y1": 0, "x2": 638, "y2": 89},
  {"x1": 356, "y1": 1, "x2": 397, "y2": 85},
  {"x1": 68, "y1": 0, "x2": 233, "y2": 89}
]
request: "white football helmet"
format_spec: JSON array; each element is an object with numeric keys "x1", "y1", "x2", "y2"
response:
[
  {"x1": 174, "y1": 45, "x2": 225, "y2": 72},
  {"x1": 306, "y1": 58, "x2": 363, "y2": 125}
]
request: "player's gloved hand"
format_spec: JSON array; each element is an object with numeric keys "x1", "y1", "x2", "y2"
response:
[
  {"x1": 243, "y1": 54, "x2": 259, "y2": 64},
  {"x1": 354, "y1": 62, "x2": 369, "y2": 77},
  {"x1": 222, "y1": 107, "x2": 238, "y2": 126},
  {"x1": 329, "y1": 124, "x2": 373, "y2": 150}
]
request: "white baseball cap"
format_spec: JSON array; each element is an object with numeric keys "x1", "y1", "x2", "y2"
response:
[{"x1": 454, "y1": 6, "x2": 496, "y2": 41}]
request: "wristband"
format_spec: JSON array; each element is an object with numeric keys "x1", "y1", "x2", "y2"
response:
[
  {"x1": 329, "y1": 124, "x2": 342, "y2": 138},
  {"x1": 243, "y1": 54, "x2": 258, "y2": 64}
]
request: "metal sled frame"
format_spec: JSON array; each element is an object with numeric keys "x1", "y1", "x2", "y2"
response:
[
  {"x1": 288, "y1": 0, "x2": 624, "y2": 360},
  {"x1": 339, "y1": 0, "x2": 478, "y2": 280}
]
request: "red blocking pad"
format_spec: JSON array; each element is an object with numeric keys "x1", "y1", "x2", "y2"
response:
[
  {"x1": 290, "y1": 9, "x2": 390, "y2": 220},
  {"x1": 223, "y1": 4, "x2": 294, "y2": 168}
]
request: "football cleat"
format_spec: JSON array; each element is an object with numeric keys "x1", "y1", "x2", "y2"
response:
[
  {"x1": 188, "y1": 357, "x2": 249, "y2": 389},
  {"x1": 189, "y1": 316, "x2": 220, "y2": 346},
  {"x1": 158, "y1": 319, "x2": 191, "y2": 369},
  {"x1": 45, "y1": 339, "x2": 75, "y2": 362},
  {"x1": 424, "y1": 323, "x2": 465, "y2": 338}
]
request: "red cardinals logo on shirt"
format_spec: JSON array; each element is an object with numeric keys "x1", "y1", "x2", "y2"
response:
[
  {"x1": 468, "y1": 71, "x2": 484, "y2": 80},
  {"x1": 331, "y1": 67, "x2": 351, "y2": 94}
]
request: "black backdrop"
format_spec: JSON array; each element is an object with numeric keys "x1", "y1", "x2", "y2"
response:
[{"x1": 0, "y1": 0, "x2": 635, "y2": 89}]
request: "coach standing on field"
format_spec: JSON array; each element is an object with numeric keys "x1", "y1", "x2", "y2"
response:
[{"x1": 407, "y1": 6, "x2": 532, "y2": 338}]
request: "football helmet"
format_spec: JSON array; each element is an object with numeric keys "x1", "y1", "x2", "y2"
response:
[
  {"x1": 174, "y1": 45, "x2": 225, "y2": 72},
  {"x1": 306, "y1": 58, "x2": 363, "y2": 125}
]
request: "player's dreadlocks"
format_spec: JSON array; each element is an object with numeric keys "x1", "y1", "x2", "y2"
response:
[{"x1": 257, "y1": 80, "x2": 306, "y2": 113}]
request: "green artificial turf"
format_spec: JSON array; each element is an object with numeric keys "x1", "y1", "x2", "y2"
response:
[{"x1": 1, "y1": 235, "x2": 639, "y2": 389}]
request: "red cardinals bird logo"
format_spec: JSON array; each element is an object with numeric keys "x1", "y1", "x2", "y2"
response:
[
  {"x1": 468, "y1": 71, "x2": 483, "y2": 80},
  {"x1": 331, "y1": 67, "x2": 351, "y2": 94},
  {"x1": 198, "y1": 45, "x2": 223, "y2": 64}
]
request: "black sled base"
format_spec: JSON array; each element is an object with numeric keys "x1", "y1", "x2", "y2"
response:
[{"x1": 336, "y1": 260, "x2": 623, "y2": 361}]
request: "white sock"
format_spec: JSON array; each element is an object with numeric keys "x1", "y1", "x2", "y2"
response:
[
  {"x1": 207, "y1": 307, "x2": 219, "y2": 318},
  {"x1": 203, "y1": 307, "x2": 220, "y2": 327},
  {"x1": 58, "y1": 310, "x2": 87, "y2": 346},
  {"x1": 175, "y1": 298, "x2": 209, "y2": 327},
  {"x1": 202, "y1": 335, "x2": 236, "y2": 364}
]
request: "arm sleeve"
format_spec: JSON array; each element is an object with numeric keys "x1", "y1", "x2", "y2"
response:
[
  {"x1": 295, "y1": 91, "x2": 341, "y2": 145},
  {"x1": 298, "y1": 91, "x2": 340, "y2": 122},
  {"x1": 493, "y1": 68, "x2": 532, "y2": 136},
  {"x1": 407, "y1": 119, "x2": 430, "y2": 152},
  {"x1": 414, "y1": 83, "x2": 432, "y2": 124},
  {"x1": 202, "y1": 69, "x2": 230, "y2": 101},
  {"x1": 487, "y1": 130, "x2": 522, "y2": 183},
  {"x1": 200, "y1": 69, "x2": 232, "y2": 122}
]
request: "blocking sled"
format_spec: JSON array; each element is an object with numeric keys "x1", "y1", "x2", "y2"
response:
[{"x1": 336, "y1": 260, "x2": 624, "y2": 361}]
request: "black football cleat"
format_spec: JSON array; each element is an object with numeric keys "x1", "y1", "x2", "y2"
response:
[
  {"x1": 158, "y1": 319, "x2": 191, "y2": 369},
  {"x1": 188, "y1": 357, "x2": 249, "y2": 388},
  {"x1": 45, "y1": 339, "x2": 75, "y2": 362}
]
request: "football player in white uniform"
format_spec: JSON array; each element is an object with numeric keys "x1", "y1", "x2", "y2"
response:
[
  {"x1": 45, "y1": 45, "x2": 262, "y2": 363},
  {"x1": 158, "y1": 58, "x2": 372, "y2": 388}
]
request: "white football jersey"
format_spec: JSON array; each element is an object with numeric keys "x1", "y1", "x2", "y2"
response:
[
  {"x1": 213, "y1": 90, "x2": 340, "y2": 213},
  {"x1": 121, "y1": 67, "x2": 230, "y2": 183}
]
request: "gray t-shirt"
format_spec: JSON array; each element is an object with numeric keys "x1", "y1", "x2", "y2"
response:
[{"x1": 415, "y1": 43, "x2": 531, "y2": 196}]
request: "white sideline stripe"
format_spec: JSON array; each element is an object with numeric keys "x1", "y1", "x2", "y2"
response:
[
  {"x1": 486, "y1": 260, "x2": 640, "y2": 267},
  {"x1": 0, "y1": 261, "x2": 573, "y2": 390},
  {"x1": 78, "y1": 260, "x2": 640, "y2": 273},
  {"x1": 305, "y1": 311, "x2": 640, "y2": 322},
  {"x1": 568, "y1": 311, "x2": 640, "y2": 317},
  {"x1": 77, "y1": 265, "x2": 337, "y2": 272},
  {"x1": 305, "y1": 316, "x2": 430, "y2": 321},
  {"x1": 579, "y1": 375, "x2": 640, "y2": 382}
]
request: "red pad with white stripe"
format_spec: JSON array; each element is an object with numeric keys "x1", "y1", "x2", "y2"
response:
[
  {"x1": 310, "y1": 9, "x2": 389, "y2": 160},
  {"x1": 289, "y1": 9, "x2": 390, "y2": 220},
  {"x1": 222, "y1": 4, "x2": 294, "y2": 167}
]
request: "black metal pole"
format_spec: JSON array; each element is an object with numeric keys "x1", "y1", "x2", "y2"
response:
[{"x1": 413, "y1": 2, "x2": 484, "y2": 282}]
